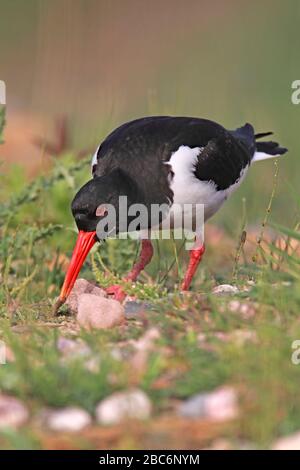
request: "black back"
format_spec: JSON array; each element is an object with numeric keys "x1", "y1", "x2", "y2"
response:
[{"x1": 92, "y1": 116, "x2": 254, "y2": 204}]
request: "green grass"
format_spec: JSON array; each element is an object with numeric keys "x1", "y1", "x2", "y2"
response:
[{"x1": 1, "y1": 108, "x2": 300, "y2": 449}]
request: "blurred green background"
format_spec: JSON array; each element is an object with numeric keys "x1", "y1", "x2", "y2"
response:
[{"x1": 0, "y1": 0, "x2": 299, "y2": 232}]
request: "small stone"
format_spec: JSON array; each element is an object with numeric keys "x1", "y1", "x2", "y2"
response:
[
  {"x1": 205, "y1": 439, "x2": 255, "y2": 450},
  {"x1": 0, "y1": 395, "x2": 29, "y2": 429},
  {"x1": 212, "y1": 284, "x2": 239, "y2": 295},
  {"x1": 56, "y1": 336, "x2": 77, "y2": 353},
  {"x1": 205, "y1": 387, "x2": 238, "y2": 421},
  {"x1": 228, "y1": 300, "x2": 256, "y2": 320},
  {"x1": 272, "y1": 431, "x2": 300, "y2": 450},
  {"x1": 57, "y1": 336, "x2": 91, "y2": 358},
  {"x1": 89, "y1": 285, "x2": 107, "y2": 297},
  {"x1": 178, "y1": 394, "x2": 206, "y2": 419},
  {"x1": 77, "y1": 294, "x2": 125, "y2": 330},
  {"x1": 66, "y1": 278, "x2": 107, "y2": 314},
  {"x1": 6, "y1": 346, "x2": 15, "y2": 363},
  {"x1": 178, "y1": 386, "x2": 238, "y2": 422},
  {"x1": 206, "y1": 438, "x2": 233, "y2": 450},
  {"x1": 96, "y1": 389, "x2": 152, "y2": 425},
  {"x1": 0, "y1": 344, "x2": 15, "y2": 363},
  {"x1": 130, "y1": 328, "x2": 161, "y2": 377},
  {"x1": 124, "y1": 301, "x2": 152, "y2": 319},
  {"x1": 46, "y1": 407, "x2": 92, "y2": 432},
  {"x1": 131, "y1": 328, "x2": 161, "y2": 351}
]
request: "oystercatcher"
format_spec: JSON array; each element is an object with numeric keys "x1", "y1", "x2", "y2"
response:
[{"x1": 55, "y1": 116, "x2": 287, "y2": 311}]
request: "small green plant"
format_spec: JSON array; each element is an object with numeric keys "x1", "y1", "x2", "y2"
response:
[{"x1": 91, "y1": 249, "x2": 168, "y2": 301}]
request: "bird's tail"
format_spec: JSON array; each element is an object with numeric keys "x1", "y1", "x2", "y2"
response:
[
  {"x1": 231, "y1": 123, "x2": 288, "y2": 162},
  {"x1": 253, "y1": 131, "x2": 288, "y2": 162}
]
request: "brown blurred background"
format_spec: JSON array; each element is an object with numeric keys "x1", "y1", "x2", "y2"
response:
[{"x1": 0, "y1": 0, "x2": 299, "y2": 227}]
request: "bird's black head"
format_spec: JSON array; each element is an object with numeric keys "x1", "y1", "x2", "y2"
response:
[
  {"x1": 71, "y1": 169, "x2": 140, "y2": 238},
  {"x1": 56, "y1": 169, "x2": 143, "y2": 310}
]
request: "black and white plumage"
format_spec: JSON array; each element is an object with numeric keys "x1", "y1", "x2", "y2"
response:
[
  {"x1": 87, "y1": 116, "x2": 286, "y2": 227},
  {"x1": 56, "y1": 116, "x2": 287, "y2": 308}
]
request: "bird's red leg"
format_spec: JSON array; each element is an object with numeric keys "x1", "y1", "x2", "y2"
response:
[
  {"x1": 106, "y1": 240, "x2": 154, "y2": 301},
  {"x1": 181, "y1": 243, "x2": 205, "y2": 291},
  {"x1": 126, "y1": 239, "x2": 154, "y2": 282}
]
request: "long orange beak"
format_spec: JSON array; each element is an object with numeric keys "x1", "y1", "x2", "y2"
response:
[{"x1": 54, "y1": 230, "x2": 96, "y2": 313}]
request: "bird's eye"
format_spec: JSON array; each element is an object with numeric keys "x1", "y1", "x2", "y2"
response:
[
  {"x1": 95, "y1": 205, "x2": 108, "y2": 217},
  {"x1": 75, "y1": 206, "x2": 90, "y2": 215}
]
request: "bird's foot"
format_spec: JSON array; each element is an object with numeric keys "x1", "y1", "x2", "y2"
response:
[{"x1": 105, "y1": 284, "x2": 128, "y2": 302}]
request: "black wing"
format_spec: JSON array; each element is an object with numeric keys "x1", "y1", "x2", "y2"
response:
[{"x1": 93, "y1": 116, "x2": 252, "y2": 196}]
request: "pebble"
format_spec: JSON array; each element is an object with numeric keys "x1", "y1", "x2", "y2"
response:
[
  {"x1": 178, "y1": 386, "x2": 238, "y2": 422},
  {"x1": 205, "y1": 438, "x2": 233, "y2": 450},
  {"x1": 130, "y1": 328, "x2": 161, "y2": 376},
  {"x1": 66, "y1": 278, "x2": 107, "y2": 314},
  {"x1": 212, "y1": 284, "x2": 239, "y2": 295},
  {"x1": 77, "y1": 294, "x2": 125, "y2": 330},
  {"x1": 124, "y1": 301, "x2": 152, "y2": 320},
  {"x1": 131, "y1": 328, "x2": 161, "y2": 351},
  {"x1": 56, "y1": 336, "x2": 91, "y2": 358},
  {"x1": 228, "y1": 300, "x2": 256, "y2": 319},
  {"x1": 272, "y1": 431, "x2": 300, "y2": 450},
  {"x1": 0, "y1": 395, "x2": 29, "y2": 429},
  {"x1": 96, "y1": 389, "x2": 152, "y2": 425},
  {"x1": 46, "y1": 407, "x2": 92, "y2": 432}
]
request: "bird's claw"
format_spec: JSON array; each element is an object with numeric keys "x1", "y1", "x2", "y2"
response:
[{"x1": 105, "y1": 284, "x2": 127, "y2": 302}]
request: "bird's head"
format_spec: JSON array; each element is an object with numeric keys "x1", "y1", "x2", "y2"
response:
[
  {"x1": 71, "y1": 174, "x2": 121, "y2": 233},
  {"x1": 54, "y1": 170, "x2": 140, "y2": 312}
]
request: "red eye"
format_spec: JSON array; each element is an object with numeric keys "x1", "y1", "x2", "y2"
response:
[{"x1": 95, "y1": 205, "x2": 108, "y2": 217}]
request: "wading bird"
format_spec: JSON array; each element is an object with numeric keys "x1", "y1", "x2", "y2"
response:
[{"x1": 55, "y1": 116, "x2": 287, "y2": 311}]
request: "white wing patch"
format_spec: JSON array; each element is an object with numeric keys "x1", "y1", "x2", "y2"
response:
[
  {"x1": 167, "y1": 145, "x2": 248, "y2": 222},
  {"x1": 91, "y1": 145, "x2": 100, "y2": 174},
  {"x1": 167, "y1": 145, "x2": 203, "y2": 206},
  {"x1": 252, "y1": 151, "x2": 282, "y2": 162}
]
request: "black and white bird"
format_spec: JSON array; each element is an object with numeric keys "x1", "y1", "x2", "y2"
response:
[{"x1": 55, "y1": 116, "x2": 287, "y2": 309}]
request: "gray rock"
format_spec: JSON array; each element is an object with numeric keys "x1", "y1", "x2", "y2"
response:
[
  {"x1": 178, "y1": 394, "x2": 207, "y2": 419},
  {"x1": 124, "y1": 301, "x2": 153, "y2": 319}
]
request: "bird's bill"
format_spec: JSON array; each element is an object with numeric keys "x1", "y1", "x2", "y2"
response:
[{"x1": 56, "y1": 230, "x2": 96, "y2": 309}]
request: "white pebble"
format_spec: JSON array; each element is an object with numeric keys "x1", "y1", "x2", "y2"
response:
[
  {"x1": 228, "y1": 300, "x2": 256, "y2": 319},
  {"x1": 96, "y1": 389, "x2": 152, "y2": 425},
  {"x1": 212, "y1": 284, "x2": 239, "y2": 295},
  {"x1": 178, "y1": 386, "x2": 238, "y2": 422},
  {"x1": 0, "y1": 395, "x2": 29, "y2": 429},
  {"x1": 272, "y1": 431, "x2": 300, "y2": 450},
  {"x1": 46, "y1": 407, "x2": 92, "y2": 432}
]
